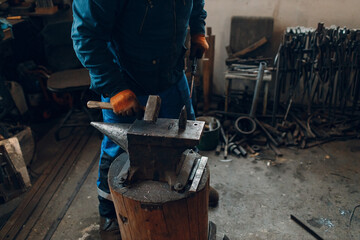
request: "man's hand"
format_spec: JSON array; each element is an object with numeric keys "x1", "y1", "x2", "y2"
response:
[
  {"x1": 190, "y1": 34, "x2": 209, "y2": 59},
  {"x1": 110, "y1": 89, "x2": 143, "y2": 117}
]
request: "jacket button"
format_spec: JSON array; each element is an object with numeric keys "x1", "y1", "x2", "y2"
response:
[{"x1": 152, "y1": 60, "x2": 157, "y2": 65}]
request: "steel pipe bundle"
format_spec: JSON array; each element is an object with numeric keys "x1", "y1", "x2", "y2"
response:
[{"x1": 273, "y1": 23, "x2": 360, "y2": 121}]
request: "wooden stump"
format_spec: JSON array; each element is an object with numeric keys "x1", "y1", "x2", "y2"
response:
[{"x1": 109, "y1": 157, "x2": 209, "y2": 240}]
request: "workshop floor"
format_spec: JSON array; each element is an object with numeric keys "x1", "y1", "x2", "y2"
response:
[{"x1": 2, "y1": 126, "x2": 360, "y2": 240}]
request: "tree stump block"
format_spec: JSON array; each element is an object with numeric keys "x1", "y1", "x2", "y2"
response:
[{"x1": 109, "y1": 157, "x2": 209, "y2": 240}]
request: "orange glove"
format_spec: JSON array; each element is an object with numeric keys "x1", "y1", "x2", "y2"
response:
[
  {"x1": 110, "y1": 89, "x2": 143, "y2": 117},
  {"x1": 190, "y1": 34, "x2": 209, "y2": 59}
]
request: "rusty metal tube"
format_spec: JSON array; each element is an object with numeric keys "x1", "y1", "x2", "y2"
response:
[{"x1": 250, "y1": 62, "x2": 266, "y2": 118}]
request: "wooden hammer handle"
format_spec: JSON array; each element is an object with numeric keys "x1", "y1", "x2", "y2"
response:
[
  {"x1": 87, "y1": 101, "x2": 113, "y2": 110},
  {"x1": 87, "y1": 96, "x2": 160, "y2": 122}
]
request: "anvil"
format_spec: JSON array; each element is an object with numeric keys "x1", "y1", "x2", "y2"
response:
[{"x1": 91, "y1": 96, "x2": 205, "y2": 190}]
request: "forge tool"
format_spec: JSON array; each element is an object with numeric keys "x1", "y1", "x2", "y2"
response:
[{"x1": 190, "y1": 57, "x2": 198, "y2": 99}]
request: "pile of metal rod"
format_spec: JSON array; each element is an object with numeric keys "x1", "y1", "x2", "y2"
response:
[
  {"x1": 268, "y1": 23, "x2": 360, "y2": 147},
  {"x1": 273, "y1": 23, "x2": 360, "y2": 121}
]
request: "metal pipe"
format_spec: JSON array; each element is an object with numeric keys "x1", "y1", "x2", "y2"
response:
[
  {"x1": 250, "y1": 62, "x2": 266, "y2": 118},
  {"x1": 272, "y1": 45, "x2": 283, "y2": 126},
  {"x1": 290, "y1": 215, "x2": 324, "y2": 240},
  {"x1": 228, "y1": 143, "x2": 241, "y2": 157},
  {"x1": 254, "y1": 118, "x2": 279, "y2": 147}
]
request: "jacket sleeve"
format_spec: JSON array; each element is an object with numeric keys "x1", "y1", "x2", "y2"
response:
[
  {"x1": 189, "y1": 0, "x2": 207, "y2": 35},
  {"x1": 72, "y1": 0, "x2": 128, "y2": 97}
]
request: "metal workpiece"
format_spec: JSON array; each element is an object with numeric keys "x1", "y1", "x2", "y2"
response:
[
  {"x1": 235, "y1": 116, "x2": 257, "y2": 135},
  {"x1": 90, "y1": 122, "x2": 131, "y2": 151},
  {"x1": 228, "y1": 142, "x2": 241, "y2": 157},
  {"x1": 238, "y1": 145, "x2": 248, "y2": 156}
]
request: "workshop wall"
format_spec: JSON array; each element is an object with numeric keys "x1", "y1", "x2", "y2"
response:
[{"x1": 205, "y1": 0, "x2": 360, "y2": 94}]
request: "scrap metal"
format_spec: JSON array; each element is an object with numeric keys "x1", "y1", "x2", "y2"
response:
[{"x1": 273, "y1": 23, "x2": 360, "y2": 119}]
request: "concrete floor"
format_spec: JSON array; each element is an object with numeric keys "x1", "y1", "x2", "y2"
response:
[
  {"x1": 49, "y1": 138, "x2": 360, "y2": 240},
  {"x1": 2, "y1": 124, "x2": 359, "y2": 239},
  {"x1": 207, "y1": 140, "x2": 360, "y2": 239}
]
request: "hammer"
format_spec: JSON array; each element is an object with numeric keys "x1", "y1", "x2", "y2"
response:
[{"x1": 87, "y1": 95, "x2": 161, "y2": 123}]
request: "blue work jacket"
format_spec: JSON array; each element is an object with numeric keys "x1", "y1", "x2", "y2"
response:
[{"x1": 72, "y1": 0, "x2": 207, "y2": 96}]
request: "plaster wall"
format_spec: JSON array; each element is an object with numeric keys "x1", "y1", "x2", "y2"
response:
[{"x1": 205, "y1": 0, "x2": 360, "y2": 94}]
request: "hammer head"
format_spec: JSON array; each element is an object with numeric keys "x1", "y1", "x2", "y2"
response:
[{"x1": 143, "y1": 95, "x2": 161, "y2": 123}]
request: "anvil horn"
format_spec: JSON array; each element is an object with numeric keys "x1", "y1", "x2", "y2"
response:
[{"x1": 90, "y1": 122, "x2": 131, "y2": 152}]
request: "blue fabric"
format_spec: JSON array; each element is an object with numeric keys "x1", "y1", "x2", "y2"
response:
[
  {"x1": 0, "y1": 18, "x2": 11, "y2": 30},
  {"x1": 98, "y1": 73, "x2": 195, "y2": 218},
  {"x1": 0, "y1": 18, "x2": 11, "y2": 40},
  {"x1": 72, "y1": 0, "x2": 206, "y2": 97}
]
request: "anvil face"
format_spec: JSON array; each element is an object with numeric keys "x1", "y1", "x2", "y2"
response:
[{"x1": 127, "y1": 119, "x2": 205, "y2": 147}]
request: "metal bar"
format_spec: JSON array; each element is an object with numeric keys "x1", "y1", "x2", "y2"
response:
[
  {"x1": 290, "y1": 215, "x2": 324, "y2": 240},
  {"x1": 262, "y1": 82, "x2": 269, "y2": 116},
  {"x1": 189, "y1": 156, "x2": 208, "y2": 192},
  {"x1": 208, "y1": 221, "x2": 217, "y2": 240},
  {"x1": 272, "y1": 44, "x2": 283, "y2": 126},
  {"x1": 250, "y1": 62, "x2": 266, "y2": 118},
  {"x1": 254, "y1": 118, "x2": 279, "y2": 147}
]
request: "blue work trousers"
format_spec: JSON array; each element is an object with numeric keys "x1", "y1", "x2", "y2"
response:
[{"x1": 97, "y1": 73, "x2": 195, "y2": 218}]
